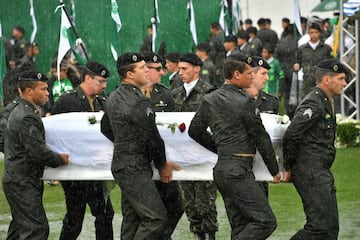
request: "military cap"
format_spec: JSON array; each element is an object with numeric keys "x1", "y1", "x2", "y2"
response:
[
  {"x1": 166, "y1": 52, "x2": 181, "y2": 63},
  {"x1": 237, "y1": 31, "x2": 249, "y2": 41},
  {"x1": 309, "y1": 22, "x2": 321, "y2": 32},
  {"x1": 18, "y1": 70, "x2": 48, "y2": 82},
  {"x1": 247, "y1": 26, "x2": 257, "y2": 35},
  {"x1": 316, "y1": 58, "x2": 348, "y2": 73},
  {"x1": 224, "y1": 35, "x2": 237, "y2": 43},
  {"x1": 143, "y1": 51, "x2": 163, "y2": 63},
  {"x1": 117, "y1": 52, "x2": 144, "y2": 68},
  {"x1": 179, "y1": 53, "x2": 203, "y2": 67},
  {"x1": 228, "y1": 53, "x2": 252, "y2": 64},
  {"x1": 85, "y1": 61, "x2": 110, "y2": 78},
  {"x1": 196, "y1": 42, "x2": 211, "y2": 53},
  {"x1": 250, "y1": 56, "x2": 271, "y2": 70}
]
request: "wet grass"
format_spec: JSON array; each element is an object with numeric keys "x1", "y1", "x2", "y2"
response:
[{"x1": 0, "y1": 147, "x2": 359, "y2": 239}]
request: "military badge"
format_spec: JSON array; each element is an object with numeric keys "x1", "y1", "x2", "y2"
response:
[
  {"x1": 132, "y1": 55, "x2": 137, "y2": 62},
  {"x1": 303, "y1": 108, "x2": 313, "y2": 118},
  {"x1": 37, "y1": 73, "x2": 42, "y2": 79}
]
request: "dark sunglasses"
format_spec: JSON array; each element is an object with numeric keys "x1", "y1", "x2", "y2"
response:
[{"x1": 147, "y1": 66, "x2": 163, "y2": 72}]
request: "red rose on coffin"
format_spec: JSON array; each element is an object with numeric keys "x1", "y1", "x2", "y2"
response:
[{"x1": 178, "y1": 123, "x2": 186, "y2": 132}]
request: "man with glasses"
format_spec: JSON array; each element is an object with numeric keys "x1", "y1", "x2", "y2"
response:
[
  {"x1": 142, "y1": 51, "x2": 183, "y2": 240},
  {"x1": 52, "y1": 61, "x2": 114, "y2": 240}
]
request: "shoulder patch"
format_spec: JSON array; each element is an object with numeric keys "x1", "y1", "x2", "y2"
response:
[{"x1": 303, "y1": 108, "x2": 313, "y2": 118}]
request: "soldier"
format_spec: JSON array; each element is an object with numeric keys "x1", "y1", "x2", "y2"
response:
[
  {"x1": 172, "y1": 53, "x2": 218, "y2": 240},
  {"x1": 4, "y1": 25, "x2": 28, "y2": 70},
  {"x1": 52, "y1": 61, "x2": 114, "y2": 240},
  {"x1": 293, "y1": 22, "x2": 332, "y2": 99},
  {"x1": 283, "y1": 59, "x2": 348, "y2": 240},
  {"x1": 142, "y1": 51, "x2": 183, "y2": 240},
  {"x1": 2, "y1": 70, "x2": 69, "y2": 239},
  {"x1": 165, "y1": 52, "x2": 183, "y2": 91},
  {"x1": 246, "y1": 56, "x2": 279, "y2": 198},
  {"x1": 207, "y1": 22, "x2": 225, "y2": 81},
  {"x1": 247, "y1": 56, "x2": 279, "y2": 114},
  {"x1": 188, "y1": 59, "x2": 281, "y2": 240},
  {"x1": 100, "y1": 52, "x2": 179, "y2": 240},
  {"x1": 196, "y1": 42, "x2": 216, "y2": 87}
]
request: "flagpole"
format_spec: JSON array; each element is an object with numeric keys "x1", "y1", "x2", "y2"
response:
[
  {"x1": 227, "y1": 0, "x2": 233, "y2": 35},
  {"x1": 58, "y1": 2, "x2": 89, "y2": 61}
]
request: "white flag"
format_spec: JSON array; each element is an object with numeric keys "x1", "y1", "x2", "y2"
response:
[
  {"x1": 110, "y1": 0, "x2": 122, "y2": 60},
  {"x1": 152, "y1": 0, "x2": 160, "y2": 52},
  {"x1": 57, "y1": 7, "x2": 72, "y2": 81},
  {"x1": 219, "y1": 0, "x2": 228, "y2": 36},
  {"x1": 29, "y1": 0, "x2": 38, "y2": 43},
  {"x1": 293, "y1": 0, "x2": 303, "y2": 36},
  {"x1": 187, "y1": 0, "x2": 197, "y2": 45}
]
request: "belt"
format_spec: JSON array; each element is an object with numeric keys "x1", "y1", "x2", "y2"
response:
[{"x1": 232, "y1": 153, "x2": 255, "y2": 158}]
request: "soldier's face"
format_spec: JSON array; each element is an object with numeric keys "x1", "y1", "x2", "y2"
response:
[
  {"x1": 147, "y1": 63, "x2": 165, "y2": 85},
  {"x1": 90, "y1": 76, "x2": 108, "y2": 95},
  {"x1": 132, "y1": 61, "x2": 149, "y2": 87},
  {"x1": 165, "y1": 60, "x2": 177, "y2": 73},
  {"x1": 31, "y1": 82, "x2": 49, "y2": 106},
  {"x1": 309, "y1": 28, "x2": 321, "y2": 43},
  {"x1": 178, "y1": 62, "x2": 200, "y2": 83},
  {"x1": 237, "y1": 65, "x2": 254, "y2": 88},
  {"x1": 328, "y1": 73, "x2": 347, "y2": 96},
  {"x1": 253, "y1": 67, "x2": 269, "y2": 90}
]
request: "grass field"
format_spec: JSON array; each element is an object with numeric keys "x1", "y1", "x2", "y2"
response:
[{"x1": 0, "y1": 147, "x2": 359, "y2": 239}]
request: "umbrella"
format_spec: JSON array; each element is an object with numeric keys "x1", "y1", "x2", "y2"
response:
[{"x1": 311, "y1": 0, "x2": 348, "y2": 12}]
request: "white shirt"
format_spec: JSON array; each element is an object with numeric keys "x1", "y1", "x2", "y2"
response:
[
  {"x1": 183, "y1": 79, "x2": 198, "y2": 97},
  {"x1": 308, "y1": 40, "x2": 320, "y2": 50}
]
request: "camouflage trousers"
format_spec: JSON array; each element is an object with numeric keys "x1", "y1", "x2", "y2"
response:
[{"x1": 180, "y1": 181, "x2": 218, "y2": 234}]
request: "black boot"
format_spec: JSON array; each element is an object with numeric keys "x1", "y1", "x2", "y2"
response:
[{"x1": 204, "y1": 232, "x2": 215, "y2": 240}]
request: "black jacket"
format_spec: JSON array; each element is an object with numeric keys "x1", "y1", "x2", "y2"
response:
[
  {"x1": 188, "y1": 84, "x2": 279, "y2": 176},
  {"x1": 283, "y1": 87, "x2": 336, "y2": 170}
]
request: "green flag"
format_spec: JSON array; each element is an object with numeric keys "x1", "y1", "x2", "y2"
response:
[
  {"x1": 110, "y1": 0, "x2": 122, "y2": 60},
  {"x1": 0, "y1": 20, "x2": 6, "y2": 102}
]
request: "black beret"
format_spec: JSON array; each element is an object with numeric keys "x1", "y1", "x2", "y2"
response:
[
  {"x1": 179, "y1": 53, "x2": 203, "y2": 67},
  {"x1": 249, "y1": 56, "x2": 271, "y2": 70},
  {"x1": 227, "y1": 53, "x2": 252, "y2": 64},
  {"x1": 166, "y1": 52, "x2": 181, "y2": 63},
  {"x1": 247, "y1": 26, "x2": 257, "y2": 35},
  {"x1": 196, "y1": 42, "x2": 211, "y2": 53},
  {"x1": 316, "y1": 58, "x2": 348, "y2": 74},
  {"x1": 309, "y1": 22, "x2": 321, "y2": 32},
  {"x1": 224, "y1": 35, "x2": 237, "y2": 43},
  {"x1": 143, "y1": 51, "x2": 163, "y2": 63},
  {"x1": 18, "y1": 70, "x2": 48, "y2": 82},
  {"x1": 117, "y1": 52, "x2": 144, "y2": 68},
  {"x1": 237, "y1": 31, "x2": 249, "y2": 41},
  {"x1": 85, "y1": 61, "x2": 110, "y2": 78}
]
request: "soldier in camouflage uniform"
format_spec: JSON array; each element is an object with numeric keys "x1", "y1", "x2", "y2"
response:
[
  {"x1": 196, "y1": 42, "x2": 216, "y2": 87},
  {"x1": 283, "y1": 59, "x2": 348, "y2": 240},
  {"x1": 52, "y1": 61, "x2": 114, "y2": 240},
  {"x1": 142, "y1": 51, "x2": 183, "y2": 240},
  {"x1": 207, "y1": 22, "x2": 225, "y2": 83},
  {"x1": 165, "y1": 52, "x2": 183, "y2": 91},
  {"x1": 2, "y1": 70, "x2": 69, "y2": 240},
  {"x1": 172, "y1": 53, "x2": 218, "y2": 240},
  {"x1": 3, "y1": 26, "x2": 28, "y2": 70},
  {"x1": 293, "y1": 22, "x2": 332, "y2": 100},
  {"x1": 101, "y1": 52, "x2": 179, "y2": 240},
  {"x1": 188, "y1": 59, "x2": 281, "y2": 240}
]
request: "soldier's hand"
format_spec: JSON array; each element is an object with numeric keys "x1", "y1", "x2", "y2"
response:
[
  {"x1": 272, "y1": 172, "x2": 281, "y2": 183},
  {"x1": 159, "y1": 161, "x2": 181, "y2": 183},
  {"x1": 60, "y1": 153, "x2": 69, "y2": 165},
  {"x1": 282, "y1": 170, "x2": 292, "y2": 182}
]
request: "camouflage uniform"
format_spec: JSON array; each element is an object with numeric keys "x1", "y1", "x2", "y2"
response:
[
  {"x1": 0, "y1": 97, "x2": 19, "y2": 152},
  {"x1": 188, "y1": 84, "x2": 279, "y2": 239},
  {"x1": 200, "y1": 58, "x2": 216, "y2": 87},
  {"x1": 149, "y1": 83, "x2": 184, "y2": 240},
  {"x1": 255, "y1": 90, "x2": 279, "y2": 114},
  {"x1": 2, "y1": 97, "x2": 64, "y2": 240},
  {"x1": 297, "y1": 42, "x2": 332, "y2": 98},
  {"x1": 172, "y1": 79, "x2": 218, "y2": 237},
  {"x1": 169, "y1": 71, "x2": 183, "y2": 91},
  {"x1": 52, "y1": 86, "x2": 114, "y2": 240},
  {"x1": 283, "y1": 87, "x2": 339, "y2": 239},
  {"x1": 207, "y1": 34, "x2": 225, "y2": 80},
  {"x1": 101, "y1": 83, "x2": 168, "y2": 240}
]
